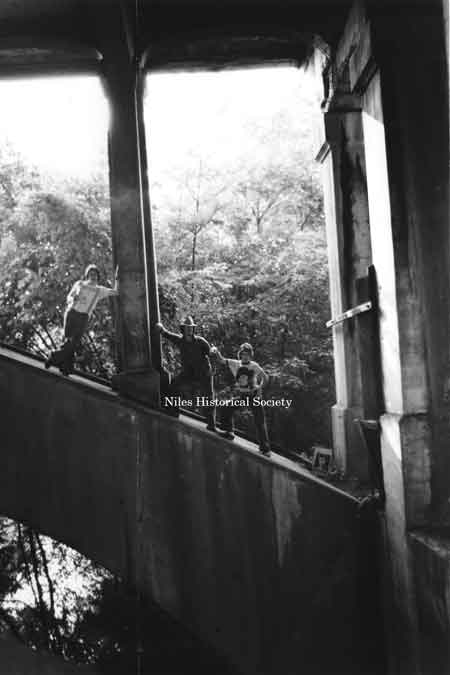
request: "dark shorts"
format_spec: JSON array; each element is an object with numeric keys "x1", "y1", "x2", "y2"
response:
[{"x1": 64, "y1": 309, "x2": 89, "y2": 342}]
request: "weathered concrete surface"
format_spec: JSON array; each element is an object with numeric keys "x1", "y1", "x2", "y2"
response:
[
  {"x1": 320, "y1": 140, "x2": 353, "y2": 472},
  {"x1": 335, "y1": 4, "x2": 449, "y2": 675},
  {"x1": 363, "y1": 3, "x2": 450, "y2": 521},
  {"x1": 0, "y1": 349, "x2": 384, "y2": 675},
  {"x1": 0, "y1": 0, "x2": 352, "y2": 76},
  {"x1": 104, "y1": 59, "x2": 153, "y2": 373},
  {"x1": 410, "y1": 530, "x2": 450, "y2": 675},
  {"x1": 101, "y1": 20, "x2": 161, "y2": 406},
  {"x1": 335, "y1": 1, "x2": 373, "y2": 94},
  {"x1": 376, "y1": 414, "x2": 423, "y2": 675},
  {"x1": 319, "y1": 106, "x2": 374, "y2": 478}
]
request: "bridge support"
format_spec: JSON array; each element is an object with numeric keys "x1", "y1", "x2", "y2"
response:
[
  {"x1": 326, "y1": 3, "x2": 450, "y2": 674},
  {"x1": 103, "y1": 58, "x2": 160, "y2": 406},
  {"x1": 317, "y1": 86, "x2": 374, "y2": 479}
]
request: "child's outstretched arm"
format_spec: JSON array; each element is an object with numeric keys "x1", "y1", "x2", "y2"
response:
[
  {"x1": 155, "y1": 322, "x2": 182, "y2": 344},
  {"x1": 98, "y1": 267, "x2": 120, "y2": 299},
  {"x1": 210, "y1": 346, "x2": 227, "y2": 365}
]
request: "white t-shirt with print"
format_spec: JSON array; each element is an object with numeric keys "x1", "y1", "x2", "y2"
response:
[
  {"x1": 226, "y1": 358, "x2": 265, "y2": 394},
  {"x1": 67, "y1": 280, "x2": 117, "y2": 317}
]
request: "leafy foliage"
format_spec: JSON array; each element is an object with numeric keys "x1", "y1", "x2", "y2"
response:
[
  {"x1": 151, "y1": 115, "x2": 333, "y2": 450},
  {"x1": 0, "y1": 96, "x2": 333, "y2": 449},
  {"x1": 0, "y1": 154, "x2": 116, "y2": 378}
]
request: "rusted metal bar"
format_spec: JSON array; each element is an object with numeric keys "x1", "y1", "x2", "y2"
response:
[{"x1": 326, "y1": 301, "x2": 372, "y2": 328}]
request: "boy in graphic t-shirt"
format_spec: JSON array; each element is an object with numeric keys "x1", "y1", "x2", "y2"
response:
[{"x1": 212, "y1": 342, "x2": 271, "y2": 455}]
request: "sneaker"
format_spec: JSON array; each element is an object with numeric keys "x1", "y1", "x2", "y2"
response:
[
  {"x1": 259, "y1": 445, "x2": 271, "y2": 456},
  {"x1": 218, "y1": 431, "x2": 235, "y2": 441},
  {"x1": 206, "y1": 424, "x2": 217, "y2": 432},
  {"x1": 44, "y1": 356, "x2": 53, "y2": 370}
]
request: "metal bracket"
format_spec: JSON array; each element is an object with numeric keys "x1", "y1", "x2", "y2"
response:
[{"x1": 326, "y1": 301, "x2": 372, "y2": 328}]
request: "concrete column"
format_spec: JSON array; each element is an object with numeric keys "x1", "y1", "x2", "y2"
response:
[
  {"x1": 317, "y1": 100, "x2": 374, "y2": 478},
  {"x1": 362, "y1": 62, "x2": 426, "y2": 675},
  {"x1": 135, "y1": 73, "x2": 171, "y2": 394},
  {"x1": 136, "y1": 73, "x2": 162, "y2": 372},
  {"x1": 360, "y1": 8, "x2": 449, "y2": 671},
  {"x1": 363, "y1": 36, "x2": 449, "y2": 525},
  {"x1": 103, "y1": 62, "x2": 160, "y2": 406}
]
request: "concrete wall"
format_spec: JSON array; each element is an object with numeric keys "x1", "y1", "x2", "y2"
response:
[
  {"x1": 0, "y1": 349, "x2": 384, "y2": 675},
  {"x1": 331, "y1": 4, "x2": 449, "y2": 674},
  {"x1": 410, "y1": 530, "x2": 450, "y2": 675}
]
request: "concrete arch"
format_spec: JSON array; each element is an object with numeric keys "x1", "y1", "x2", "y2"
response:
[{"x1": 0, "y1": 348, "x2": 382, "y2": 675}]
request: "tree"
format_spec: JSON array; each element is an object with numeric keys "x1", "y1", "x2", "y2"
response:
[
  {"x1": 151, "y1": 115, "x2": 332, "y2": 450},
  {"x1": 0, "y1": 171, "x2": 116, "y2": 378},
  {"x1": 0, "y1": 75, "x2": 334, "y2": 452},
  {"x1": 231, "y1": 114, "x2": 324, "y2": 237},
  {"x1": 0, "y1": 143, "x2": 41, "y2": 215},
  {"x1": 0, "y1": 515, "x2": 235, "y2": 673},
  {"x1": 151, "y1": 154, "x2": 231, "y2": 309}
]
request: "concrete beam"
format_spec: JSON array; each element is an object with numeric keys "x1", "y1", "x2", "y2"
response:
[
  {"x1": 335, "y1": 1, "x2": 376, "y2": 95},
  {"x1": 0, "y1": 38, "x2": 101, "y2": 74}
]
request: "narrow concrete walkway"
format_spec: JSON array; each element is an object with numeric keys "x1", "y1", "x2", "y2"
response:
[{"x1": 0, "y1": 345, "x2": 358, "y2": 505}]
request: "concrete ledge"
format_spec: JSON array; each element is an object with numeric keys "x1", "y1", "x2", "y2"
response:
[
  {"x1": 0, "y1": 346, "x2": 357, "y2": 503},
  {"x1": 0, "y1": 346, "x2": 381, "y2": 675}
]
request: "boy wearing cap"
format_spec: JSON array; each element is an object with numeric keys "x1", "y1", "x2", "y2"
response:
[
  {"x1": 156, "y1": 316, "x2": 216, "y2": 431},
  {"x1": 212, "y1": 343, "x2": 271, "y2": 455}
]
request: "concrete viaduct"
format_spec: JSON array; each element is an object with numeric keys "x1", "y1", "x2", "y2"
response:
[{"x1": 0, "y1": 1, "x2": 448, "y2": 674}]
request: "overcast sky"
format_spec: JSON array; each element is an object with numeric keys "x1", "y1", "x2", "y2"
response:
[{"x1": 0, "y1": 66, "x2": 319, "y2": 178}]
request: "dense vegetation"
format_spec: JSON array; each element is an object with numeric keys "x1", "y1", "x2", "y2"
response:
[
  {"x1": 0, "y1": 143, "x2": 116, "y2": 378},
  {"x1": 0, "y1": 89, "x2": 333, "y2": 452},
  {"x1": 152, "y1": 135, "x2": 333, "y2": 449}
]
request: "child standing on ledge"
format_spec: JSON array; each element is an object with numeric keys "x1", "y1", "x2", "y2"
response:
[
  {"x1": 45, "y1": 264, "x2": 118, "y2": 376},
  {"x1": 156, "y1": 316, "x2": 217, "y2": 431},
  {"x1": 211, "y1": 342, "x2": 271, "y2": 455}
]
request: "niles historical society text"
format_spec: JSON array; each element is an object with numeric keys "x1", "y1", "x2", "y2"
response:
[{"x1": 163, "y1": 396, "x2": 293, "y2": 409}]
